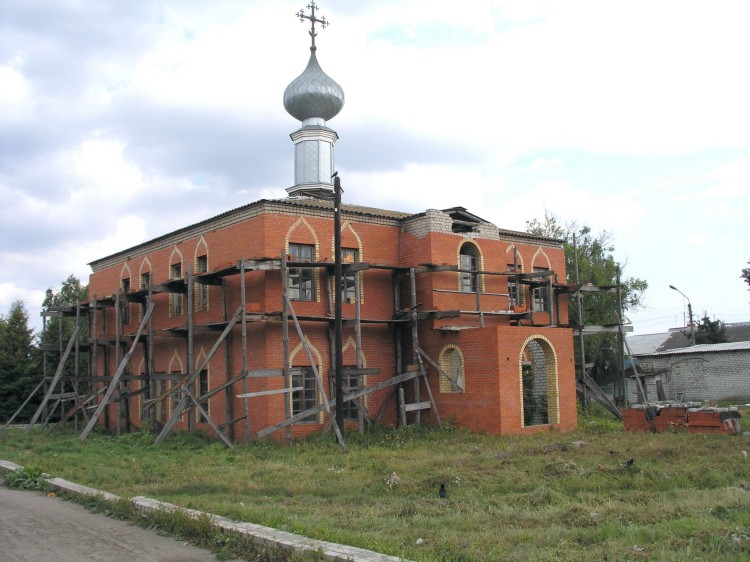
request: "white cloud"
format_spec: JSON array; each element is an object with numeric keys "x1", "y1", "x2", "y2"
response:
[
  {"x1": 2, "y1": 0, "x2": 749, "y2": 337},
  {"x1": 348, "y1": 163, "x2": 507, "y2": 218},
  {"x1": 0, "y1": 56, "x2": 33, "y2": 114},
  {"x1": 70, "y1": 138, "x2": 146, "y2": 200}
]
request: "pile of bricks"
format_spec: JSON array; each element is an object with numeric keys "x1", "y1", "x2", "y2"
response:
[
  {"x1": 622, "y1": 403, "x2": 741, "y2": 435},
  {"x1": 686, "y1": 408, "x2": 742, "y2": 435}
]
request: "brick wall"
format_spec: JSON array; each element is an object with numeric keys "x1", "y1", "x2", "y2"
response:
[
  {"x1": 90, "y1": 199, "x2": 575, "y2": 440},
  {"x1": 626, "y1": 349, "x2": 750, "y2": 403}
]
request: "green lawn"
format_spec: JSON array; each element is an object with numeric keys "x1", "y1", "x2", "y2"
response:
[{"x1": 2, "y1": 413, "x2": 750, "y2": 561}]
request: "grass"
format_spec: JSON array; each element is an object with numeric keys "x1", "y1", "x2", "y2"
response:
[{"x1": 1, "y1": 409, "x2": 750, "y2": 561}]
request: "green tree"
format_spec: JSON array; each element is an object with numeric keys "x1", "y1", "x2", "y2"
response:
[
  {"x1": 0, "y1": 300, "x2": 41, "y2": 422},
  {"x1": 694, "y1": 313, "x2": 728, "y2": 345},
  {"x1": 40, "y1": 274, "x2": 89, "y2": 343},
  {"x1": 39, "y1": 275, "x2": 90, "y2": 399},
  {"x1": 526, "y1": 212, "x2": 648, "y2": 383},
  {"x1": 742, "y1": 260, "x2": 750, "y2": 299}
]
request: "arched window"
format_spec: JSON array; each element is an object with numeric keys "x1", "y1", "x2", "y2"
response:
[
  {"x1": 438, "y1": 345, "x2": 465, "y2": 394},
  {"x1": 137, "y1": 359, "x2": 147, "y2": 421},
  {"x1": 520, "y1": 337, "x2": 560, "y2": 427},
  {"x1": 194, "y1": 238, "x2": 209, "y2": 312},
  {"x1": 168, "y1": 248, "x2": 184, "y2": 317},
  {"x1": 194, "y1": 350, "x2": 210, "y2": 423},
  {"x1": 120, "y1": 276, "x2": 131, "y2": 325},
  {"x1": 288, "y1": 243, "x2": 315, "y2": 301},
  {"x1": 289, "y1": 338, "x2": 323, "y2": 423},
  {"x1": 459, "y1": 243, "x2": 479, "y2": 293}
]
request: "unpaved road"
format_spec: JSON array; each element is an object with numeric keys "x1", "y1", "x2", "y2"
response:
[{"x1": 0, "y1": 487, "x2": 224, "y2": 561}]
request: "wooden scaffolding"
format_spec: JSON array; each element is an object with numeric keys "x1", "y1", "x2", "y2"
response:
[{"x1": 8, "y1": 251, "x2": 578, "y2": 446}]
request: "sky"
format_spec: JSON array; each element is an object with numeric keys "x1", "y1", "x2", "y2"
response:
[{"x1": 1, "y1": 0, "x2": 749, "y2": 336}]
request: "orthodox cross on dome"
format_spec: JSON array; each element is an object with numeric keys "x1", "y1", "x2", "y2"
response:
[{"x1": 296, "y1": 2, "x2": 329, "y2": 50}]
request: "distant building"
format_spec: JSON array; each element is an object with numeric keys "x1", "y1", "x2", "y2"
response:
[{"x1": 625, "y1": 323, "x2": 750, "y2": 403}]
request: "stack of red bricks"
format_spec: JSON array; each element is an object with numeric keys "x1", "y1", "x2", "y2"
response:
[
  {"x1": 687, "y1": 408, "x2": 742, "y2": 435},
  {"x1": 622, "y1": 403, "x2": 741, "y2": 435},
  {"x1": 622, "y1": 407, "x2": 654, "y2": 432}
]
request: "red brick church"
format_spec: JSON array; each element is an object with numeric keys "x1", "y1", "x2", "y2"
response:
[{"x1": 84, "y1": 4, "x2": 577, "y2": 445}]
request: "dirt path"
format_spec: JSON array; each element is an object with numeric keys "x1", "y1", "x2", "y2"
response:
[{"x1": 0, "y1": 487, "x2": 223, "y2": 561}]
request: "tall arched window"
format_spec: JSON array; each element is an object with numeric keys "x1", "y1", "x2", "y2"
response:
[
  {"x1": 519, "y1": 337, "x2": 560, "y2": 427},
  {"x1": 438, "y1": 345, "x2": 465, "y2": 394},
  {"x1": 168, "y1": 248, "x2": 184, "y2": 317},
  {"x1": 459, "y1": 243, "x2": 479, "y2": 293}
]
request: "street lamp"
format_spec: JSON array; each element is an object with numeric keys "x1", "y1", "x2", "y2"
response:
[{"x1": 669, "y1": 285, "x2": 695, "y2": 345}]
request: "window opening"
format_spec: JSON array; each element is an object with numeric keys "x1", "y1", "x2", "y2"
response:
[
  {"x1": 288, "y1": 243, "x2": 315, "y2": 301},
  {"x1": 120, "y1": 278, "x2": 130, "y2": 325},
  {"x1": 341, "y1": 370, "x2": 361, "y2": 420},
  {"x1": 439, "y1": 347, "x2": 464, "y2": 393},
  {"x1": 507, "y1": 263, "x2": 523, "y2": 308},
  {"x1": 459, "y1": 243, "x2": 479, "y2": 293},
  {"x1": 532, "y1": 267, "x2": 549, "y2": 312},
  {"x1": 169, "y1": 263, "x2": 183, "y2": 316},
  {"x1": 291, "y1": 366, "x2": 318, "y2": 420},
  {"x1": 522, "y1": 342, "x2": 549, "y2": 426},
  {"x1": 195, "y1": 254, "x2": 208, "y2": 311},
  {"x1": 342, "y1": 248, "x2": 358, "y2": 302},
  {"x1": 169, "y1": 380, "x2": 185, "y2": 421},
  {"x1": 139, "y1": 272, "x2": 151, "y2": 319},
  {"x1": 195, "y1": 369, "x2": 209, "y2": 423}
]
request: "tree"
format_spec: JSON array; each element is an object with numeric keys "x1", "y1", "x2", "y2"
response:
[
  {"x1": 0, "y1": 301, "x2": 41, "y2": 422},
  {"x1": 526, "y1": 212, "x2": 648, "y2": 384},
  {"x1": 39, "y1": 275, "x2": 90, "y2": 404},
  {"x1": 526, "y1": 212, "x2": 648, "y2": 321},
  {"x1": 694, "y1": 313, "x2": 728, "y2": 345},
  {"x1": 742, "y1": 260, "x2": 750, "y2": 299},
  {"x1": 40, "y1": 274, "x2": 89, "y2": 344}
]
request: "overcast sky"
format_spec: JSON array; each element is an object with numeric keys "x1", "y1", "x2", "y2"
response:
[{"x1": 2, "y1": 0, "x2": 749, "y2": 336}]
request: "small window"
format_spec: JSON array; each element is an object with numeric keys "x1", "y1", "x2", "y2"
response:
[
  {"x1": 439, "y1": 346, "x2": 465, "y2": 394},
  {"x1": 341, "y1": 370, "x2": 362, "y2": 421},
  {"x1": 169, "y1": 263, "x2": 183, "y2": 317},
  {"x1": 195, "y1": 255, "x2": 208, "y2": 311},
  {"x1": 533, "y1": 267, "x2": 549, "y2": 312},
  {"x1": 342, "y1": 248, "x2": 358, "y2": 302},
  {"x1": 139, "y1": 272, "x2": 151, "y2": 319},
  {"x1": 195, "y1": 369, "x2": 209, "y2": 423},
  {"x1": 169, "y1": 381, "x2": 185, "y2": 421},
  {"x1": 506, "y1": 264, "x2": 520, "y2": 307},
  {"x1": 120, "y1": 278, "x2": 130, "y2": 325},
  {"x1": 292, "y1": 366, "x2": 318, "y2": 420},
  {"x1": 288, "y1": 243, "x2": 315, "y2": 301},
  {"x1": 459, "y1": 243, "x2": 479, "y2": 293},
  {"x1": 138, "y1": 371, "x2": 147, "y2": 421}
]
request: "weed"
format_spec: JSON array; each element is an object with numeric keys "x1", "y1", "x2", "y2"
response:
[{"x1": 3, "y1": 466, "x2": 49, "y2": 492}]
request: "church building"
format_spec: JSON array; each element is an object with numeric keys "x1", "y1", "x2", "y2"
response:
[{"x1": 84, "y1": 4, "x2": 577, "y2": 445}]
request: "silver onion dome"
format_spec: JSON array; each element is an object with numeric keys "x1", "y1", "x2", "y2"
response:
[{"x1": 283, "y1": 48, "x2": 345, "y2": 122}]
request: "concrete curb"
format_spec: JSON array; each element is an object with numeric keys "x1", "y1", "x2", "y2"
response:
[{"x1": 0, "y1": 460, "x2": 406, "y2": 562}]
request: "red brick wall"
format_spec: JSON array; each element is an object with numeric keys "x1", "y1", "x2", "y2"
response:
[
  {"x1": 90, "y1": 205, "x2": 574, "y2": 440},
  {"x1": 411, "y1": 325, "x2": 577, "y2": 435}
]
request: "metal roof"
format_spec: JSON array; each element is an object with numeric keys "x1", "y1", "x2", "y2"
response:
[
  {"x1": 284, "y1": 197, "x2": 413, "y2": 220},
  {"x1": 651, "y1": 340, "x2": 750, "y2": 356},
  {"x1": 628, "y1": 322, "x2": 750, "y2": 355},
  {"x1": 88, "y1": 196, "x2": 566, "y2": 270},
  {"x1": 626, "y1": 332, "x2": 672, "y2": 355}
]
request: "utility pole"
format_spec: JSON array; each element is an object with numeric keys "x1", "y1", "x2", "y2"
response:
[{"x1": 333, "y1": 174, "x2": 344, "y2": 430}]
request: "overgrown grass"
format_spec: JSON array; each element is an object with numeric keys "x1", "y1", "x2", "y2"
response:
[{"x1": 2, "y1": 411, "x2": 750, "y2": 561}]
